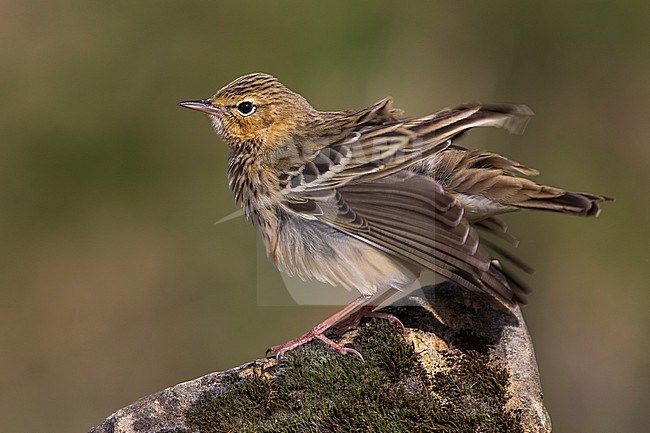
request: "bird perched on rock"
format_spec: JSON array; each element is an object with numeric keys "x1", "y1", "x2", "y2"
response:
[{"x1": 179, "y1": 73, "x2": 611, "y2": 358}]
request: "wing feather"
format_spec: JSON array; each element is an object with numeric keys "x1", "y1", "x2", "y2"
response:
[
  {"x1": 278, "y1": 103, "x2": 534, "y2": 302},
  {"x1": 279, "y1": 104, "x2": 533, "y2": 193},
  {"x1": 287, "y1": 171, "x2": 516, "y2": 300}
]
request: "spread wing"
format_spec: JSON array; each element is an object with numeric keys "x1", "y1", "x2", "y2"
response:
[
  {"x1": 280, "y1": 103, "x2": 534, "y2": 193},
  {"x1": 285, "y1": 171, "x2": 518, "y2": 301},
  {"x1": 277, "y1": 103, "x2": 534, "y2": 302}
]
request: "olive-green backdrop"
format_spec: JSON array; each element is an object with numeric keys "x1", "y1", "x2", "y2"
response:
[{"x1": 1, "y1": 1, "x2": 647, "y2": 432}]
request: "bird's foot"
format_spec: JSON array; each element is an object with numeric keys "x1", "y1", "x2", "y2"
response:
[
  {"x1": 332, "y1": 306, "x2": 405, "y2": 335},
  {"x1": 265, "y1": 294, "x2": 375, "y2": 360},
  {"x1": 266, "y1": 329, "x2": 363, "y2": 360}
]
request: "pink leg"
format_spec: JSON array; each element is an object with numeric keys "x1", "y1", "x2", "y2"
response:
[
  {"x1": 266, "y1": 294, "x2": 372, "y2": 360},
  {"x1": 332, "y1": 288, "x2": 405, "y2": 334}
]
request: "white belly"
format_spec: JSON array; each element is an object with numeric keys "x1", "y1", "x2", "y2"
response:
[{"x1": 269, "y1": 215, "x2": 418, "y2": 296}]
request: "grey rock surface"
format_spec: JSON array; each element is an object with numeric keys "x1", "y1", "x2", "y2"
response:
[{"x1": 88, "y1": 283, "x2": 551, "y2": 433}]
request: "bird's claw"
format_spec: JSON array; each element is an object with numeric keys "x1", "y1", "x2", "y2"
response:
[{"x1": 265, "y1": 330, "x2": 363, "y2": 361}]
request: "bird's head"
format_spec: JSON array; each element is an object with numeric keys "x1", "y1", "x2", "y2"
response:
[{"x1": 179, "y1": 73, "x2": 317, "y2": 149}]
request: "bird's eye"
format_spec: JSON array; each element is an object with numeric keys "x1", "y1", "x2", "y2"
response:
[{"x1": 236, "y1": 101, "x2": 256, "y2": 116}]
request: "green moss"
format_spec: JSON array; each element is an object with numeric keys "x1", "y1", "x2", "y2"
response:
[{"x1": 183, "y1": 321, "x2": 522, "y2": 433}]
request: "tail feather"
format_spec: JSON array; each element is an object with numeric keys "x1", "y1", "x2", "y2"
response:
[
  {"x1": 516, "y1": 191, "x2": 614, "y2": 217},
  {"x1": 416, "y1": 146, "x2": 614, "y2": 219}
]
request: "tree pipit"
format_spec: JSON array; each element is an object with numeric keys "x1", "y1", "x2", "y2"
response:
[{"x1": 180, "y1": 73, "x2": 612, "y2": 358}]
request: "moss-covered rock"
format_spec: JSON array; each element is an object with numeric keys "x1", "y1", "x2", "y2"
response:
[
  {"x1": 184, "y1": 321, "x2": 522, "y2": 433},
  {"x1": 88, "y1": 283, "x2": 551, "y2": 433}
]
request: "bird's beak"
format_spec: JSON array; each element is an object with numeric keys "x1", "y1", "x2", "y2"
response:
[{"x1": 178, "y1": 99, "x2": 221, "y2": 115}]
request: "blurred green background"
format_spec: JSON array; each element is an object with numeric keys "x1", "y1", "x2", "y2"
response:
[{"x1": 1, "y1": 1, "x2": 648, "y2": 432}]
